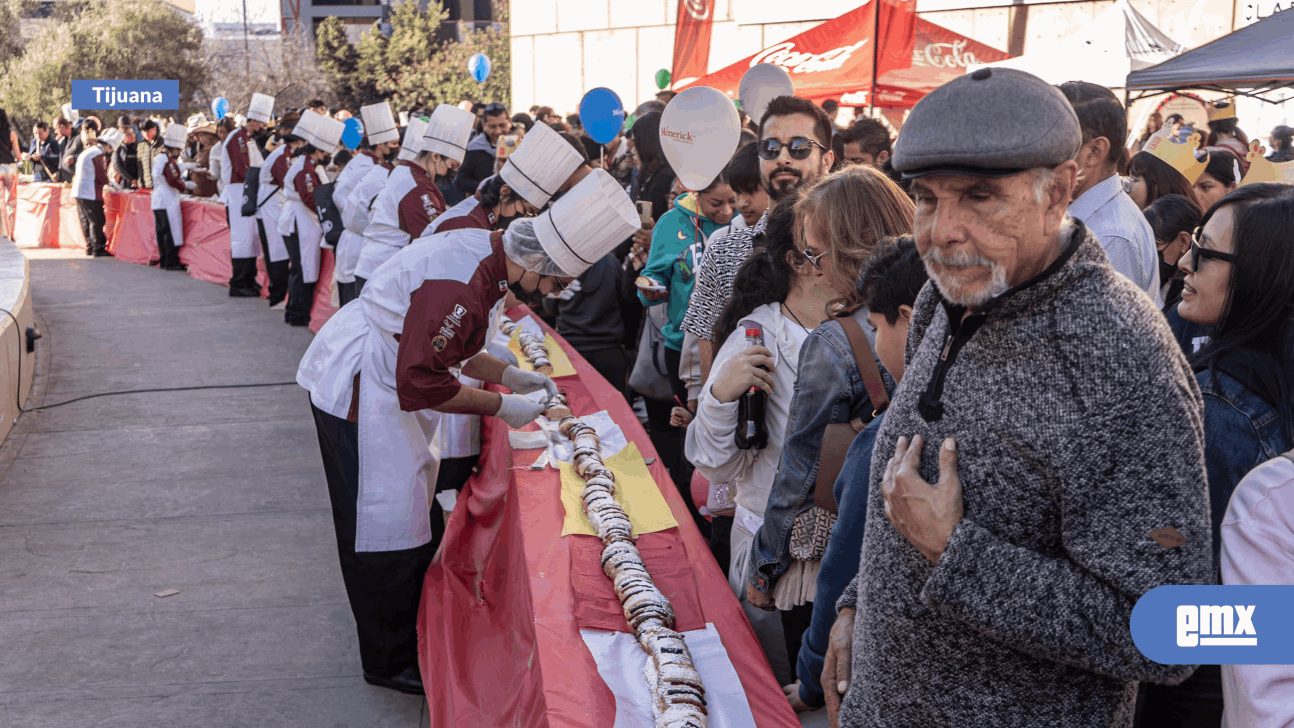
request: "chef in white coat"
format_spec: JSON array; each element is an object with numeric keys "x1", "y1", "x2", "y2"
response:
[
  {"x1": 254, "y1": 110, "x2": 302, "y2": 309},
  {"x1": 220, "y1": 92, "x2": 272, "y2": 297},
  {"x1": 343, "y1": 117, "x2": 425, "y2": 299},
  {"x1": 278, "y1": 111, "x2": 345, "y2": 327},
  {"x1": 150, "y1": 123, "x2": 192, "y2": 270},
  {"x1": 296, "y1": 168, "x2": 640, "y2": 696},
  {"x1": 333, "y1": 101, "x2": 402, "y2": 306}
]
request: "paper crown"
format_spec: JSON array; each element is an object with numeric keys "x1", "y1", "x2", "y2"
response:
[
  {"x1": 421, "y1": 104, "x2": 475, "y2": 163},
  {"x1": 360, "y1": 101, "x2": 399, "y2": 145},
  {"x1": 247, "y1": 93, "x2": 275, "y2": 124},
  {"x1": 1238, "y1": 139, "x2": 1294, "y2": 187},
  {"x1": 162, "y1": 123, "x2": 188, "y2": 150},
  {"x1": 500, "y1": 122, "x2": 584, "y2": 208},
  {"x1": 532, "y1": 168, "x2": 639, "y2": 277},
  {"x1": 1143, "y1": 126, "x2": 1209, "y2": 184},
  {"x1": 398, "y1": 117, "x2": 428, "y2": 162},
  {"x1": 1207, "y1": 101, "x2": 1237, "y2": 123}
]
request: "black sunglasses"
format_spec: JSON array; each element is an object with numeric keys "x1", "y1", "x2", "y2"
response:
[
  {"x1": 756, "y1": 136, "x2": 827, "y2": 161},
  {"x1": 1188, "y1": 237, "x2": 1237, "y2": 273}
]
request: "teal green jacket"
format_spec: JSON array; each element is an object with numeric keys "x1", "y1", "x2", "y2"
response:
[{"x1": 636, "y1": 193, "x2": 726, "y2": 350}]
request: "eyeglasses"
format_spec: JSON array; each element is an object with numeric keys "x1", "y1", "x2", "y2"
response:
[
  {"x1": 801, "y1": 247, "x2": 827, "y2": 270},
  {"x1": 756, "y1": 137, "x2": 828, "y2": 161},
  {"x1": 1188, "y1": 237, "x2": 1237, "y2": 273}
]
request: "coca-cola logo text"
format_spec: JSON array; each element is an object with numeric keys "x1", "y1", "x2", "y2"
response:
[
  {"x1": 913, "y1": 40, "x2": 981, "y2": 69},
  {"x1": 751, "y1": 39, "x2": 869, "y2": 75},
  {"x1": 661, "y1": 128, "x2": 695, "y2": 143},
  {"x1": 684, "y1": 0, "x2": 710, "y2": 21}
]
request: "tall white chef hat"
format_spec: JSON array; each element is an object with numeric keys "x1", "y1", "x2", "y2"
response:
[
  {"x1": 312, "y1": 115, "x2": 346, "y2": 154},
  {"x1": 500, "y1": 122, "x2": 584, "y2": 208},
  {"x1": 360, "y1": 101, "x2": 400, "y2": 145},
  {"x1": 420, "y1": 104, "x2": 475, "y2": 162},
  {"x1": 62, "y1": 102, "x2": 78, "y2": 121},
  {"x1": 505, "y1": 168, "x2": 638, "y2": 278},
  {"x1": 247, "y1": 93, "x2": 275, "y2": 124},
  {"x1": 98, "y1": 128, "x2": 125, "y2": 151},
  {"x1": 398, "y1": 117, "x2": 429, "y2": 162},
  {"x1": 292, "y1": 110, "x2": 324, "y2": 149},
  {"x1": 162, "y1": 123, "x2": 188, "y2": 150}
]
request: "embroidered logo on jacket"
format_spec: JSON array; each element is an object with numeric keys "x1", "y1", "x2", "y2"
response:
[{"x1": 432, "y1": 336, "x2": 448, "y2": 352}]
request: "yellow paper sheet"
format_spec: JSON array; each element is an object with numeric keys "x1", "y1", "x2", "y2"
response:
[
  {"x1": 558, "y1": 442, "x2": 678, "y2": 537},
  {"x1": 509, "y1": 328, "x2": 577, "y2": 378}
]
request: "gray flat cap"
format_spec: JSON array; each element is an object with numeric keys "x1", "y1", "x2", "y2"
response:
[{"x1": 892, "y1": 67, "x2": 1082, "y2": 179}]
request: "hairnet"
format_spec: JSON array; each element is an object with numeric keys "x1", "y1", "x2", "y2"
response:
[{"x1": 502, "y1": 217, "x2": 568, "y2": 277}]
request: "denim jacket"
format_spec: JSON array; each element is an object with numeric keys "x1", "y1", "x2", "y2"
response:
[
  {"x1": 748, "y1": 307, "x2": 894, "y2": 593},
  {"x1": 1198, "y1": 367, "x2": 1288, "y2": 568}
]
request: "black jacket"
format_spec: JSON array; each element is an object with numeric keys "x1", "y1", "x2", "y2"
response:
[
  {"x1": 453, "y1": 132, "x2": 497, "y2": 196},
  {"x1": 113, "y1": 141, "x2": 141, "y2": 187},
  {"x1": 29, "y1": 136, "x2": 62, "y2": 182}
]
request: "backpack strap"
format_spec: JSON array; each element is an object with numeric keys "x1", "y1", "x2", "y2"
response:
[{"x1": 839, "y1": 316, "x2": 889, "y2": 418}]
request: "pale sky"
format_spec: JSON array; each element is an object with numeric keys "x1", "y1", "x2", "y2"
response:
[{"x1": 196, "y1": 0, "x2": 281, "y2": 31}]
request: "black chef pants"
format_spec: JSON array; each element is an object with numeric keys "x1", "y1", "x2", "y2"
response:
[
  {"x1": 256, "y1": 219, "x2": 289, "y2": 306},
  {"x1": 283, "y1": 228, "x2": 315, "y2": 326},
  {"x1": 77, "y1": 198, "x2": 107, "y2": 255},
  {"x1": 153, "y1": 210, "x2": 183, "y2": 270},
  {"x1": 310, "y1": 400, "x2": 434, "y2": 678}
]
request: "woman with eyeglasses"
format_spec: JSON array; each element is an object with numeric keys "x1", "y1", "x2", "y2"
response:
[
  {"x1": 1140, "y1": 183, "x2": 1294, "y2": 728},
  {"x1": 726, "y1": 165, "x2": 913, "y2": 687},
  {"x1": 1142, "y1": 194, "x2": 1201, "y2": 310}
]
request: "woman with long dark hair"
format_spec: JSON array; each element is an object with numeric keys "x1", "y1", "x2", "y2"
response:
[
  {"x1": 1193, "y1": 148, "x2": 1242, "y2": 213},
  {"x1": 1126, "y1": 151, "x2": 1199, "y2": 209},
  {"x1": 1268, "y1": 125, "x2": 1294, "y2": 162},
  {"x1": 1206, "y1": 110, "x2": 1250, "y2": 161},
  {"x1": 0, "y1": 108, "x2": 21, "y2": 238},
  {"x1": 1142, "y1": 194, "x2": 1201, "y2": 309},
  {"x1": 1142, "y1": 183, "x2": 1294, "y2": 727}
]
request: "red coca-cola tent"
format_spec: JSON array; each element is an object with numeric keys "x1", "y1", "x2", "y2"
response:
[{"x1": 678, "y1": 1, "x2": 1012, "y2": 109}]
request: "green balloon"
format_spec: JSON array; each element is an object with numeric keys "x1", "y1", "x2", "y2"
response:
[
  {"x1": 655, "y1": 69, "x2": 671, "y2": 91},
  {"x1": 623, "y1": 113, "x2": 636, "y2": 132}
]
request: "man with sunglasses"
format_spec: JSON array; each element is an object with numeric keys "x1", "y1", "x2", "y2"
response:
[
  {"x1": 455, "y1": 101, "x2": 512, "y2": 197},
  {"x1": 679, "y1": 95, "x2": 835, "y2": 379},
  {"x1": 821, "y1": 68, "x2": 1211, "y2": 728}
]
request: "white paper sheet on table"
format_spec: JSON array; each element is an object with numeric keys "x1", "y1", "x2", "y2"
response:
[
  {"x1": 580, "y1": 623, "x2": 757, "y2": 728},
  {"x1": 509, "y1": 408, "x2": 629, "y2": 463}
]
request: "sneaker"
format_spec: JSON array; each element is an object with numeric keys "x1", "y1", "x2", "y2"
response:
[{"x1": 228, "y1": 286, "x2": 262, "y2": 298}]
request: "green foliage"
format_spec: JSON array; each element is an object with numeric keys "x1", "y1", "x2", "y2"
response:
[
  {"x1": 313, "y1": 0, "x2": 511, "y2": 115},
  {"x1": 0, "y1": 0, "x2": 208, "y2": 131},
  {"x1": 316, "y1": 16, "x2": 364, "y2": 110}
]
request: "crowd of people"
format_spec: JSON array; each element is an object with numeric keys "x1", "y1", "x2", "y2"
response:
[{"x1": 3, "y1": 65, "x2": 1293, "y2": 727}]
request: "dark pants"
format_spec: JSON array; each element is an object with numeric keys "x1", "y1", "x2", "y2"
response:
[
  {"x1": 283, "y1": 229, "x2": 315, "y2": 325},
  {"x1": 576, "y1": 345, "x2": 628, "y2": 394},
  {"x1": 310, "y1": 401, "x2": 434, "y2": 677},
  {"x1": 353, "y1": 275, "x2": 368, "y2": 299},
  {"x1": 643, "y1": 396, "x2": 707, "y2": 539},
  {"x1": 430, "y1": 455, "x2": 478, "y2": 552},
  {"x1": 153, "y1": 210, "x2": 183, "y2": 269},
  {"x1": 226, "y1": 208, "x2": 260, "y2": 293},
  {"x1": 77, "y1": 198, "x2": 107, "y2": 254},
  {"x1": 1135, "y1": 665, "x2": 1224, "y2": 728},
  {"x1": 663, "y1": 345, "x2": 690, "y2": 405},
  {"x1": 780, "y1": 601, "x2": 815, "y2": 677},
  {"x1": 256, "y1": 219, "x2": 289, "y2": 305},
  {"x1": 709, "y1": 515, "x2": 733, "y2": 580},
  {"x1": 338, "y1": 280, "x2": 360, "y2": 307}
]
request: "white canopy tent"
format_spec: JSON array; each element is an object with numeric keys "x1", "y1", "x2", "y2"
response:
[{"x1": 970, "y1": 0, "x2": 1186, "y2": 88}]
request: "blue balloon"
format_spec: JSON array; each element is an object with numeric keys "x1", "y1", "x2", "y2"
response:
[
  {"x1": 468, "y1": 53, "x2": 491, "y2": 84},
  {"x1": 341, "y1": 118, "x2": 364, "y2": 151},
  {"x1": 579, "y1": 87, "x2": 625, "y2": 145},
  {"x1": 212, "y1": 96, "x2": 229, "y2": 119}
]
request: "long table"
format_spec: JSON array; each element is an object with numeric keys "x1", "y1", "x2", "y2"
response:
[
  {"x1": 419, "y1": 307, "x2": 798, "y2": 728},
  {"x1": 13, "y1": 183, "x2": 340, "y2": 332}
]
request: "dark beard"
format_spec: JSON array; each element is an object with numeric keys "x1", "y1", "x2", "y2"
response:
[
  {"x1": 766, "y1": 167, "x2": 805, "y2": 201},
  {"x1": 508, "y1": 278, "x2": 546, "y2": 308}
]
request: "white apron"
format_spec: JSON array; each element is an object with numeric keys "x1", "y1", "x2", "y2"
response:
[
  {"x1": 150, "y1": 154, "x2": 184, "y2": 247},
  {"x1": 279, "y1": 156, "x2": 327, "y2": 284},
  {"x1": 218, "y1": 133, "x2": 264, "y2": 259},
  {"x1": 255, "y1": 145, "x2": 290, "y2": 263}
]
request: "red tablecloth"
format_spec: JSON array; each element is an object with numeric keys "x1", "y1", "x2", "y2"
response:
[
  {"x1": 13, "y1": 184, "x2": 61, "y2": 248},
  {"x1": 57, "y1": 188, "x2": 87, "y2": 251},
  {"x1": 105, "y1": 190, "x2": 158, "y2": 264},
  {"x1": 419, "y1": 307, "x2": 796, "y2": 728},
  {"x1": 310, "y1": 249, "x2": 340, "y2": 333}
]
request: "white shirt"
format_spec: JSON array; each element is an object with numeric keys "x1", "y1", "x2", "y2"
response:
[
  {"x1": 1220, "y1": 452, "x2": 1294, "y2": 728},
  {"x1": 1068, "y1": 174, "x2": 1162, "y2": 307},
  {"x1": 71, "y1": 146, "x2": 104, "y2": 201}
]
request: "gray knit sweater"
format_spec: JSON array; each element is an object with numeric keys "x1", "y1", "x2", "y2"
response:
[{"x1": 836, "y1": 221, "x2": 1212, "y2": 727}]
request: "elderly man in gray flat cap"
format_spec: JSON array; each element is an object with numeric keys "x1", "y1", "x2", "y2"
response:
[{"x1": 820, "y1": 68, "x2": 1213, "y2": 728}]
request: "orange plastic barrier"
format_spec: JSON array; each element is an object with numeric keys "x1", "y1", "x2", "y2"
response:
[
  {"x1": 105, "y1": 190, "x2": 158, "y2": 264},
  {"x1": 309, "y1": 249, "x2": 340, "y2": 333},
  {"x1": 56, "y1": 189, "x2": 87, "y2": 251},
  {"x1": 13, "y1": 184, "x2": 61, "y2": 249},
  {"x1": 419, "y1": 307, "x2": 797, "y2": 728}
]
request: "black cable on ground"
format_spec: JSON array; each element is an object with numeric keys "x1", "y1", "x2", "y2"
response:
[{"x1": 0, "y1": 306, "x2": 297, "y2": 414}]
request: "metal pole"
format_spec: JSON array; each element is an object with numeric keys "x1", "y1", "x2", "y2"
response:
[
  {"x1": 869, "y1": 0, "x2": 880, "y2": 116},
  {"x1": 242, "y1": 0, "x2": 251, "y2": 83}
]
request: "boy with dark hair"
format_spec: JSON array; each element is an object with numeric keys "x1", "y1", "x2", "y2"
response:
[
  {"x1": 840, "y1": 119, "x2": 892, "y2": 167},
  {"x1": 725, "y1": 142, "x2": 768, "y2": 230}
]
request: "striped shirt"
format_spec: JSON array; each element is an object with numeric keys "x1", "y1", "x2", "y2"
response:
[
  {"x1": 1068, "y1": 173, "x2": 1162, "y2": 307},
  {"x1": 678, "y1": 210, "x2": 768, "y2": 343}
]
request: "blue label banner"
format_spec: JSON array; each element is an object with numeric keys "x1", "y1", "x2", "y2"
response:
[
  {"x1": 1131, "y1": 585, "x2": 1294, "y2": 664},
  {"x1": 71, "y1": 80, "x2": 179, "y2": 110}
]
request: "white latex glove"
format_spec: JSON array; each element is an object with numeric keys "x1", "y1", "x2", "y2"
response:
[
  {"x1": 495, "y1": 393, "x2": 547, "y2": 429},
  {"x1": 185, "y1": 180, "x2": 196, "y2": 191},
  {"x1": 501, "y1": 365, "x2": 559, "y2": 399}
]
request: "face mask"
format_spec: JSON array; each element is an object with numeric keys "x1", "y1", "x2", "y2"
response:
[
  {"x1": 1159, "y1": 255, "x2": 1178, "y2": 285},
  {"x1": 508, "y1": 277, "x2": 547, "y2": 308},
  {"x1": 495, "y1": 213, "x2": 525, "y2": 231}
]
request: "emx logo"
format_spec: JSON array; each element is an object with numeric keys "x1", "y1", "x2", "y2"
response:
[
  {"x1": 1132, "y1": 586, "x2": 1294, "y2": 664},
  {"x1": 1177, "y1": 605, "x2": 1257, "y2": 646}
]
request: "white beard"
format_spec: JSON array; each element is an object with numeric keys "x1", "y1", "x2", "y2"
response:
[{"x1": 923, "y1": 247, "x2": 1010, "y2": 308}]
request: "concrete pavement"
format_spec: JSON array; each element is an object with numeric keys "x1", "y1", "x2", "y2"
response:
[{"x1": 0, "y1": 250, "x2": 427, "y2": 727}]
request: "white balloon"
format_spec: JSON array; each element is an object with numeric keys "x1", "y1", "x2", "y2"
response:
[
  {"x1": 659, "y1": 86, "x2": 742, "y2": 192},
  {"x1": 739, "y1": 63, "x2": 796, "y2": 129}
]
